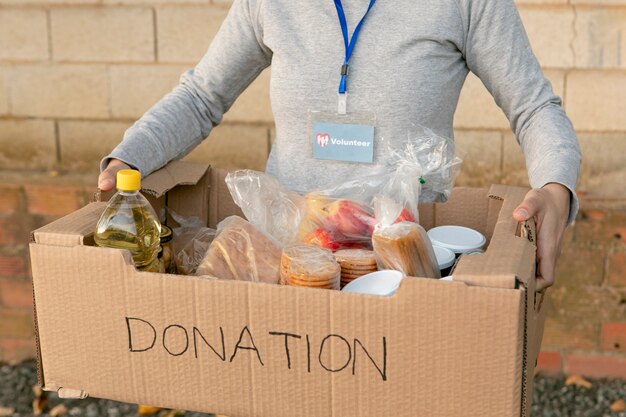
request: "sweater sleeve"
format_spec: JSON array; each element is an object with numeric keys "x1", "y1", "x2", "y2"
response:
[
  {"x1": 459, "y1": 0, "x2": 582, "y2": 224},
  {"x1": 101, "y1": 0, "x2": 272, "y2": 177}
]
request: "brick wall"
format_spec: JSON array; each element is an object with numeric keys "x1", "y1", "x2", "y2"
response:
[
  {"x1": 0, "y1": 180, "x2": 94, "y2": 363},
  {"x1": 0, "y1": 0, "x2": 625, "y2": 376}
]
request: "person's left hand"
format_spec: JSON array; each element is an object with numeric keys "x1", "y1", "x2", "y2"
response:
[{"x1": 512, "y1": 183, "x2": 571, "y2": 291}]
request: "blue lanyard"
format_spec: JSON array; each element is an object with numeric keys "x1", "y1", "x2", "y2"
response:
[{"x1": 333, "y1": 0, "x2": 377, "y2": 95}]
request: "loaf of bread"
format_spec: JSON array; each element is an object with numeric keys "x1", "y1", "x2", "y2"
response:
[
  {"x1": 372, "y1": 222, "x2": 441, "y2": 279},
  {"x1": 195, "y1": 216, "x2": 281, "y2": 284}
]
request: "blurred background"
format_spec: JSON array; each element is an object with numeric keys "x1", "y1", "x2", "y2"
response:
[{"x1": 0, "y1": 0, "x2": 624, "y2": 415}]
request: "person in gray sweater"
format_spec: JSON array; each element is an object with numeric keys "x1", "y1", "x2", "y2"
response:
[{"x1": 98, "y1": 0, "x2": 581, "y2": 290}]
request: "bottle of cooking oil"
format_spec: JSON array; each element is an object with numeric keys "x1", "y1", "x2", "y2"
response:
[{"x1": 94, "y1": 169, "x2": 161, "y2": 270}]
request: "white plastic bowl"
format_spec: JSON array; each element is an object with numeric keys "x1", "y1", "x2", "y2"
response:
[
  {"x1": 433, "y1": 245, "x2": 456, "y2": 270},
  {"x1": 341, "y1": 270, "x2": 405, "y2": 297},
  {"x1": 427, "y1": 225, "x2": 486, "y2": 255}
]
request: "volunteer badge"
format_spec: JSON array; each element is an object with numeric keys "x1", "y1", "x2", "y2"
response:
[{"x1": 312, "y1": 122, "x2": 374, "y2": 163}]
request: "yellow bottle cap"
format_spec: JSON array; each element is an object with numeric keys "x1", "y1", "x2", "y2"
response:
[{"x1": 116, "y1": 169, "x2": 141, "y2": 191}]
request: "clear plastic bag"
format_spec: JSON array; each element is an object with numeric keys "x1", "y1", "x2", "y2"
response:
[
  {"x1": 318, "y1": 124, "x2": 462, "y2": 224},
  {"x1": 380, "y1": 124, "x2": 462, "y2": 205},
  {"x1": 172, "y1": 227, "x2": 217, "y2": 275},
  {"x1": 224, "y1": 125, "x2": 461, "y2": 253},
  {"x1": 296, "y1": 193, "x2": 376, "y2": 251},
  {"x1": 195, "y1": 216, "x2": 282, "y2": 284},
  {"x1": 372, "y1": 221, "x2": 440, "y2": 279},
  {"x1": 167, "y1": 207, "x2": 205, "y2": 230},
  {"x1": 280, "y1": 244, "x2": 337, "y2": 284},
  {"x1": 225, "y1": 170, "x2": 306, "y2": 247},
  {"x1": 281, "y1": 244, "x2": 341, "y2": 290}
]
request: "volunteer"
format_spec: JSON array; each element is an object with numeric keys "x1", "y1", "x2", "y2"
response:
[{"x1": 98, "y1": 0, "x2": 581, "y2": 291}]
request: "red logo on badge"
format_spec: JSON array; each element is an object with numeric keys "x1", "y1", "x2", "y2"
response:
[{"x1": 316, "y1": 133, "x2": 330, "y2": 147}]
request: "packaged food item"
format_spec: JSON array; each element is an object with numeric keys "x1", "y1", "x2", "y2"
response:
[
  {"x1": 432, "y1": 245, "x2": 456, "y2": 277},
  {"x1": 282, "y1": 245, "x2": 341, "y2": 290},
  {"x1": 372, "y1": 222, "x2": 441, "y2": 279},
  {"x1": 94, "y1": 170, "x2": 161, "y2": 270},
  {"x1": 427, "y1": 225, "x2": 486, "y2": 257},
  {"x1": 297, "y1": 194, "x2": 376, "y2": 251},
  {"x1": 173, "y1": 227, "x2": 217, "y2": 275},
  {"x1": 333, "y1": 249, "x2": 378, "y2": 288},
  {"x1": 195, "y1": 216, "x2": 281, "y2": 284},
  {"x1": 280, "y1": 244, "x2": 335, "y2": 285}
]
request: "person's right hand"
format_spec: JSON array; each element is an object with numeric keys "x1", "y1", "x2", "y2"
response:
[{"x1": 98, "y1": 159, "x2": 131, "y2": 191}]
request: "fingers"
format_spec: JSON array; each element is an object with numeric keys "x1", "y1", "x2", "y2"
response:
[
  {"x1": 98, "y1": 159, "x2": 131, "y2": 191},
  {"x1": 533, "y1": 190, "x2": 566, "y2": 291},
  {"x1": 536, "y1": 240, "x2": 558, "y2": 291},
  {"x1": 513, "y1": 189, "x2": 545, "y2": 222},
  {"x1": 515, "y1": 188, "x2": 569, "y2": 291}
]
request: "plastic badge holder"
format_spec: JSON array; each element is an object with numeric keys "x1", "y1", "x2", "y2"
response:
[
  {"x1": 341, "y1": 270, "x2": 404, "y2": 297},
  {"x1": 433, "y1": 245, "x2": 456, "y2": 277},
  {"x1": 427, "y1": 226, "x2": 486, "y2": 256}
]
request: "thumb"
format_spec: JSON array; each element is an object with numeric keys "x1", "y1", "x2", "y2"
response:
[
  {"x1": 98, "y1": 159, "x2": 131, "y2": 191},
  {"x1": 98, "y1": 170, "x2": 116, "y2": 191},
  {"x1": 513, "y1": 191, "x2": 542, "y2": 222}
]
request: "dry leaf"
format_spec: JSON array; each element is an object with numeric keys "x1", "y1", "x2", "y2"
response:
[
  {"x1": 565, "y1": 374, "x2": 592, "y2": 389},
  {"x1": 49, "y1": 404, "x2": 68, "y2": 417},
  {"x1": 32, "y1": 398, "x2": 47, "y2": 416},
  {"x1": 610, "y1": 399, "x2": 626, "y2": 412},
  {"x1": 138, "y1": 405, "x2": 162, "y2": 416},
  {"x1": 0, "y1": 406, "x2": 15, "y2": 417},
  {"x1": 32, "y1": 384, "x2": 47, "y2": 416}
]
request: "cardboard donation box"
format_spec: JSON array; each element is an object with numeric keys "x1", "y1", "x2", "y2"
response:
[{"x1": 29, "y1": 161, "x2": 544, "y2": 417}]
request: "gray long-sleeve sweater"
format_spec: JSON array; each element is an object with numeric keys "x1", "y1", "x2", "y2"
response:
[{"x1": 103, "y1": 0, "x2": 582, "y2": 222}]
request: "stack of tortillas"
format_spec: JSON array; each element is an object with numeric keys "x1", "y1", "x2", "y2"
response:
[
  {"x1": 333, "y1": 249, "x2": 378, "y2": 288},
  {"x1": 281, "y1": 244, "x2": 341, "y2": 290}
]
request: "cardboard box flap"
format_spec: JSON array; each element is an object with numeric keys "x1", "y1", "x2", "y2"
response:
[
  {"x1": 32, "y1": 203, "x2": 107, "y2": 247},
  {"x1": 454, "y1": 185, "x2": 536, "y2": 289},
  {"x1": 487, "y1": 184, "x2": 531, "y2": 241},
  {"x1": 433, "y1": 187, "x2": 490, "y2": 239},
  {"x1": 141, "y1": 160, "x2": 209, "y2": 198},
  {"x1": 208, "y1": 168, "x2": 244, "y2": 228},
  {"x1": 453, "y1": 237, "x2": 536, "y2": 288}
]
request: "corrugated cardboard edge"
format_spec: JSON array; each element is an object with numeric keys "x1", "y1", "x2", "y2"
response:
[
  {"x1": 142, "y1": 160, "x2": 209, "y2": 198},
  {"x1": 32, "y1": 286, "x2": 45, "y2": 391},
  {"x1": 95, "y1": 161, "x2": 210, "y2": 203},
  {"x1": 31, "y1": 203, "x2": 107, "y2": 247},
  {"x1": 30, "y1": 241, "x2": 95, "y2": 397},
  {"x1": 453, "y1": 184, "x2": 536, "y2": 289},
  {"x1": 30, "y1": 203, "x2": 107, "y2": 392}
]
